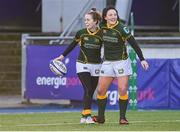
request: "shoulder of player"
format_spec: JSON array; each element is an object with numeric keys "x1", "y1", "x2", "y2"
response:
[
  {"x1": 76, "y1": 28, "x2": 87, "y2": 34},
  {"x1": 117, "y1": 21, "x2": 127, "y2": 29},
  {"x1": 99, "y1": 22, "x2": 107, "y2": 28},
  {"x1": 117, "y1": 21, "x2": 131, "y2": 33}
]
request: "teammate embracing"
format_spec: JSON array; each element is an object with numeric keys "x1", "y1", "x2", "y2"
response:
[{"x1": 93, "y1": 6, "x2": 149, "y2": 125}]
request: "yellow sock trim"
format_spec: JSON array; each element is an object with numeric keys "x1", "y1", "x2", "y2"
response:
[
  {"x1": 97, "y1": 94, "x2": 107, "y2": 99},
  {"x1": 119, "y1": 94, "x2": 128, "y2": 100},
  {"x1": 82, "y1": 109, "x2": 91, "y2": 115}
]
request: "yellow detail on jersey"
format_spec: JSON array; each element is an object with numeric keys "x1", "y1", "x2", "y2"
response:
[
  {"x1": 80, "y1": 48, "x2": 88, "y2": 63},
  {"x1": 86, "y1": 28, "x2": 100, "y2": 35},
  {"x1": 107, "y1": 21, "x2": 119, "y2": 29},
  {"x1": 95, "y1": 38, "x2": 99, "y2": 43},
  {"x1": 78, "y1": 40, "x2": 82, "y2": 46},
  {"x1": 122, "y1": 51, "x2": 128, "y2": 60},
  {"x1": 121, "y1": 34, "x2": 131, "y2": 42},
  {"x1": 77, "y1": 60, "x2": 100, "y2": 64},
  {"x1": 104, "y1": 23, "x2": 132, "y2": 42},
  {"x1": 75, "y1": 38, "x2": 80, "y2": 42},
  {"x1": 125, "y1": 34, "x2": 131, "y2": 40}
]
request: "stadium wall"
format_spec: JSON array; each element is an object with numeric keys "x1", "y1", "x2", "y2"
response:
[
  {"x1": 42, "y1": 0, "x2": 106, "y2": 32},
  {"x1": 22, "y1": 44, "x2": 180, "y2": 109}
]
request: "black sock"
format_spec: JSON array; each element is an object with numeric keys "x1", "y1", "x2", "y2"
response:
[
  {"x1": 119, "y1": 99, "x2": 128, "y2": 119},
  {"x1": 97, "y1": 98, "x2": 107, "y2": 119}
]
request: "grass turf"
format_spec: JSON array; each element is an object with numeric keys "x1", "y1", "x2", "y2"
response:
[{"x1": 0, "y1": 110, "x2": 180, "y2": 131}]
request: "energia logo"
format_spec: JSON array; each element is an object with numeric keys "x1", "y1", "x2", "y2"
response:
[
  {"x1": 36, "y1": 76, "x2": 82, "y2": 89},
  {"x1": 36, "y1": 76, "x2": 67, "y2": 89}
]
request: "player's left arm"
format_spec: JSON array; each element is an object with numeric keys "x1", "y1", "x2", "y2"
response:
[
  {"x1": 127, "y1": 36, "x2": 144, "y2": 61},
  {"x1": 121, "y1": 25, "x2": 144, "y2": 61},
  {"x1": 127, "y1": 36, "x2": 149, "y2": 70},
  {"x1": 121, "y1": 25, "x2": 149, "y2": 70}
]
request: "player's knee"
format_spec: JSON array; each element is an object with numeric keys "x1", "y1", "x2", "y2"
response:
[
  {"x1": 97, "y1": 89, "x2": 106, "y2": 96},
  {"x1": 119, "y1": 88, "x2": 128, "y2": 96}
]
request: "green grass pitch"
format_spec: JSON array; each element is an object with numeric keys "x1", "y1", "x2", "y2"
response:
[{"x1": 0, "y1": 110, "x2": 180, "y2": 131}]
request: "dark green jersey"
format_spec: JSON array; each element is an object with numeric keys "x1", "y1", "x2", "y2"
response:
[
  {"x1": 74, "y1": 28, "x2": 103, "y2": 64},
  {"x1": 101, "y1": 21, "x2": 132, "y2": 61}
]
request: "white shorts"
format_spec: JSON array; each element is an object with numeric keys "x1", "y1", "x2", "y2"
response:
[
  {"x1": 100, "y1": 59, "x2": 132, "y2": 77},
  {"x1": 76, "y1": 62, "x2": 101, "y2": 76}
]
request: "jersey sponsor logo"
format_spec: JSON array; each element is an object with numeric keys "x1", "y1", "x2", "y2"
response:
[
  {"x1": 123, "y1": 27, "x2": 130, "y2": 34},
  {"x1": 84, "y1": 43, "x2": 101, "y2": 49},
  {"x1": 103, "y1": 36, "x2": 118, "y2": 43},
  {"x1": 84, "y1": 37, "x2": 89, "y2": 41},
  {"x1": 103, "y1": 29, "x2": 107, "y2": 33},
  {"x1": 94, "y1": 38, "x2": 99, "y2": 43},
  {"x1": 112, "y1": 32, "x2": 117, "y2": 36},
  {"x1": 118, "y1": 69, "x2": 124, "y2": 74}
]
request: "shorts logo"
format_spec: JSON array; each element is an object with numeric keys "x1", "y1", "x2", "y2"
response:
[
  {"x1": 95, "y1": 69, "x2": 100, "y2": 74},
  {"x1": 83, "y1": 67, "x2": 88, "y2": 70},
  {"x1": 101, "y1": 70, "x2": 104, "y2": 74},
  {"x1": 118, "y1": 69, "x2": 124, "y2": 74}
]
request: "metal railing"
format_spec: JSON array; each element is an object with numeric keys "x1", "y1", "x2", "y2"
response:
[
  {"x1": 136, "y1": 36, "x2": 180, "y2": 41},
  {"x1": 22, "y1": 35, "x2": 180, "y2": 43},
  {"x1": 49, "y1": 0, "x2": 96, "y2": 45}
]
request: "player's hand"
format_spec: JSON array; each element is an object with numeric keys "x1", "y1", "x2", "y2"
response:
[
  {"x1": 141, "y1": 60, "x2": 149, "y2": 70},
  {"x1": 54, "y1": 55, "x2": 64, "y2": 61}
]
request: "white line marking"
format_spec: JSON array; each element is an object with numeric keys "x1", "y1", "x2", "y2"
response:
[{"x1": 1, "y1": 120, "x2": 180, "y2": 127}]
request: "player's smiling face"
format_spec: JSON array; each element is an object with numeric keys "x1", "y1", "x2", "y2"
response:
[
  {"x1": 84, "y1": 14, "x2": 97, "y2": 31},
  {"x1": 105, "y1": 9, "x2": 118, "y2": 25}
]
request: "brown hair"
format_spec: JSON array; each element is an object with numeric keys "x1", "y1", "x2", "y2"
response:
[
  {"x1": 102, "y1": 6, "x2": 120, "y2": 24},
  {"x1": 86, "y1": 8, "x2": 102, "y2": 24}
]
